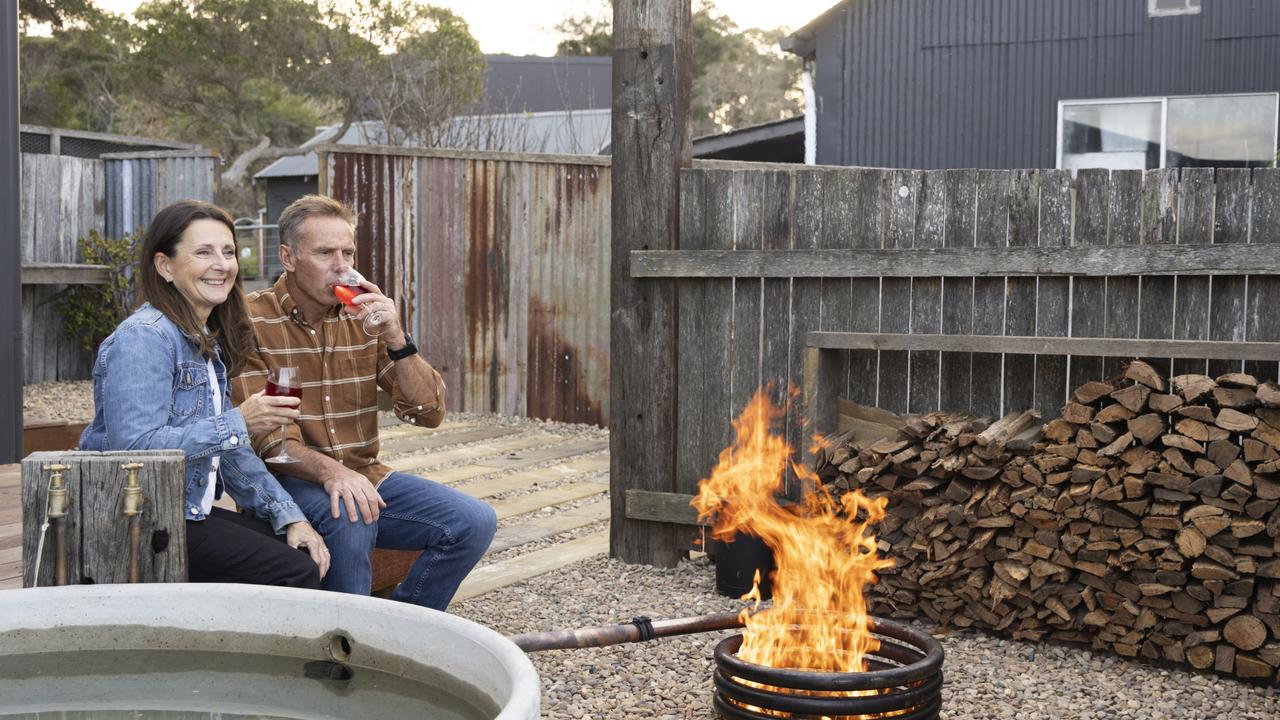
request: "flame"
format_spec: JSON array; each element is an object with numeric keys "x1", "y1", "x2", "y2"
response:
[{"x1": 693, "y1": 389, "x2": 894, "y2": 673}]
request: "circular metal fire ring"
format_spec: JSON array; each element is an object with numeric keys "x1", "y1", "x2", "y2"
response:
[{"x1": 712, "y1": 616, "x2": 943, "y2": 720}]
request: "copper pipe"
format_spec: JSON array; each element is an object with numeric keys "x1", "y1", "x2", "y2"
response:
[
  {"x1": 121, "y1": 462, "x2": 144, "y2": 583},
  {"x1": 509, "y1": 610, "x2": 747, "y2": 653},
  {"x1": 45, "y1": 464, "x2": 70, "y2": 586}
]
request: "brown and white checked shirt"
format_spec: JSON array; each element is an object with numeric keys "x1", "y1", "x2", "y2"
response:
[{"x1": 230, "y1": 273, "x2": 445, "y2": 487}]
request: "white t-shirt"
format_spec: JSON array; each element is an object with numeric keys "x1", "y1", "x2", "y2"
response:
[{"x1": 199, "y1": 358, "x2": 222, "y2": 515}]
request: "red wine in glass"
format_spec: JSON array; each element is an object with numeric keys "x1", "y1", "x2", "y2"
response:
[
  {"x1": 265, "y1": 379, "x2": 303, "y2": 400},
  {"x1": 333, "y1": 269, "x2": 385, "y2": 336},
  {"x1": 264, "y1": 365, "x2": 301, "y2": 464},
  {"x1": 333, "y1": 284, "x2": 362, "y2": 313}
]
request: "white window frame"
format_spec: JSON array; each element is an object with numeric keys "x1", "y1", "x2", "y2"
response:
[
  {"x1": 1056, "y1": 93, "x2": 1280, "y2": 170},
  {"x1": 1148, "y1": 0, "x2": 1202, "y2": 18}
]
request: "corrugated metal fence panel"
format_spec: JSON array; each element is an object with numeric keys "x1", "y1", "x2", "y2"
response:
[
  {"x1": 329, "y1": 152, "x2": 417, "y2": 337},
  {"x1": 331, "y1": 148, "x2": 611, "y2": 426},
  {"x1": 20, "y1": 154, "x2": 104, "y2": 384},
  {"x1": 104, "y1": 154, "x2": 217, "y2": 238},
  {"x1": 676, "y1": 165, "x2": 1280, "y2": 435}
]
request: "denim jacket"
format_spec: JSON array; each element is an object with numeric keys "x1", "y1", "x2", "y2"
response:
[{"x1": 79, "y1": 304, "x2": 306, "y2": 533}]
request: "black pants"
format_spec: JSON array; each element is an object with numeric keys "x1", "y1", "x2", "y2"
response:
[{"x1": 186, "y1": 506, "x2": 321, "y2": 588}]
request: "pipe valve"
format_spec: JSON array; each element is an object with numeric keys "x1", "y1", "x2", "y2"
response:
[
  {"x1": 122, "y1": 462, "x2": 144, "y2": 517},
  {"x1": 44, "y1": 464, "x2": 69, "y2": 519}
]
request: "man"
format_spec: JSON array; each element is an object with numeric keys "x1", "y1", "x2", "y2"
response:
[{"x1": 231, "y1": 194, "x2": 496, "y2": 610}]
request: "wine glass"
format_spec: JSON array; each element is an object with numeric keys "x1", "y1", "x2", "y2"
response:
[
  {"x1": 333, "y1": 269, "x2": 385, "y2": 336},
  {"x1": 264, "y1": 365, "x2": 302, "y2": 465}
]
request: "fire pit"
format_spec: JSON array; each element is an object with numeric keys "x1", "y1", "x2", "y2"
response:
[
  {"x1": 712, "y1": 617, "x2": 943, "y2": 720},
  {"x1": 691, "y1": 390, "x2": 947, "y2": 720}
]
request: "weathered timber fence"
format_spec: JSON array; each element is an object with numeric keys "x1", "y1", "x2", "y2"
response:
[
  {"x1": 620, "y1": 166, "x2": 1280, "y2": 554},
  {"x1": 320, "y1": 145, "x2": 612, "y2": 426},
  {"x1": 20, "y1": 150, "x2": 218, "y2": 384}
]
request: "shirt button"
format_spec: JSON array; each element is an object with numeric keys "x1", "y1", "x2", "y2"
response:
[
  {"x1": 229, "y1": 436, "x2": 239, "y2": 446},
  {"x1": 416, "y1": 405, "x2": 423, "y2": 411},
  {"x1": 310, "y1": 329, "x2": 316, "y2": 335},
  {"x1": 325, "y1": 395, "x2": 330, "y2": 401}
]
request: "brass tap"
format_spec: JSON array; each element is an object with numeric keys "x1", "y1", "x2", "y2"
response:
[
  {"x1": 45, "y1": 464, "x2": 69, "y2": 519},
  {"x1": 122, "y1": 462, "x2": 144, "y2": 517}
]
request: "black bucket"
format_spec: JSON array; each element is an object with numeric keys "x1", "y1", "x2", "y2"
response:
[{"x1": 712, "y1": 533, "x2": 774, "y2": 600}]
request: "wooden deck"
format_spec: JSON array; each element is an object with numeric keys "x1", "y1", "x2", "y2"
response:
[{"x1": 0, "y1": 419, "x2": 611, "y2": 595}]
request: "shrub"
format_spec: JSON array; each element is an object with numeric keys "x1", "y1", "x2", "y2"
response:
[{"x1": 57, "y1": 229, "x2": 142, "y2": 353}]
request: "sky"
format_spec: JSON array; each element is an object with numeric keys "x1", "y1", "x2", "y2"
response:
[{"x1": 92, "y1": 0, "x2": 837, "y2": 56}]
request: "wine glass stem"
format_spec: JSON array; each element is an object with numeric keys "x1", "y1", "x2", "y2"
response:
[{"x1": 279, "y1": 424, "x2": 288, "y2": 458}]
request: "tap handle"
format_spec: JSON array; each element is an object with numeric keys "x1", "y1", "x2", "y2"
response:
[{"x1": 121, "y1": 462, "x2": 144, "y2": 516}]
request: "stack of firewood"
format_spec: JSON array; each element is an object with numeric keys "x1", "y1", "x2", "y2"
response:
[{"x1": 814, "y1": 361, "x2": 1280, "y2": 683}]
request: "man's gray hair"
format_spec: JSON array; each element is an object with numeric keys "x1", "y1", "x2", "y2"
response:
[{"x1": 278, "y1": 194, "x2": 356, "y2": 249}]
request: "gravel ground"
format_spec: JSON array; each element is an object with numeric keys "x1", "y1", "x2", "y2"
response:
[
  {"x1": 456, "y1": 555, "x2": 1279, "y2": 720},
  {"x1": 24, "y1": 380, "x2": 94, "y2": 423},
  {"x1": 24, "y1": 381, "x2": 1280, "y2": 718}
]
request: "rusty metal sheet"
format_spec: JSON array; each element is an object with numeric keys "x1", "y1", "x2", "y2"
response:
[{"x1": 329, "y1": 149, "x2": 611, "y2": 426}]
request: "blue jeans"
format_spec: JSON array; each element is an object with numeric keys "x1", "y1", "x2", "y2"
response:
[{"x1": 277, "y1": 472, "x2": 496, "y2": 610}]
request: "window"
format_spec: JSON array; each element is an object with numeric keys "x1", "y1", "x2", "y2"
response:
[
  {"x1": 1148, "y1": 0, "x2": 1201, "y2": 17},
  {"x1": 1057, "y1": 94, "x2": 1279, "y2": 171}
]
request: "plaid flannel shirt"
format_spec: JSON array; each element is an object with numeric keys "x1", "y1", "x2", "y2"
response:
[{"x1": 230, "y1": 273, "x2": 445, "y2": 487}]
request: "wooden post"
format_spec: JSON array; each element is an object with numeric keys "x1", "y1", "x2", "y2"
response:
[
  {"x1": 610, "y1": 0, "x2": 692, "y2": 566},
  {"x1": 21, "y1": 451, "x2": 187, "y2": 586}
]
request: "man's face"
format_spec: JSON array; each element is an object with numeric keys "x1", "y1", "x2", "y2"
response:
[{"x1": 280, "y1": 215, "x2": 357, "y2": 309}]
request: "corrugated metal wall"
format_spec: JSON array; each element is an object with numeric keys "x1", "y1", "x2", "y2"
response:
[
  {"x1": 326, "y1": 148, "x2": 612, "y2": 426},
  {"x1": 813, "y1": 0, "x2": 1280, "y2": 168},
  {"x1": 104, "y1": 152, "x2": 219, "y2": 237}
]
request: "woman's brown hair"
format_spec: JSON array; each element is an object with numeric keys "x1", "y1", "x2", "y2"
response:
[{"x1": 138, "y1": 200, "x2": 255, "y2": 376}]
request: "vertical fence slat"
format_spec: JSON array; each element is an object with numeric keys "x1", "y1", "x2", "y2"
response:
[
  {"x1": 1138, "y1": 168, "x2": 1179, "y2": 379},
  {"x1": 1172, "y1": 167, "x2": 1213, "y2": 377},
  {"x1": 971, "y1": 170, "x2": 1009, "y2": 418},
  {"x1": 761, "y1": 170, "x2": 794, "y2": 495},
  {"x1": 1246, "y1": 168, "x2": 1280, "y2": 382},
  {"x1": 819, "y1": 169, "x2": 855, "y2": 413},
  {"x1": 1104, "y1": 170, "x2": 1143, "y2": 378},
  {"x1": 675, "y1": 170, "x2": 708, "y2": 542},
  {"x1": 761, "y1": 171, "x2": 793, "y2": 412},
  {"x1": 1208, "y1": 168, "x2": 1250, "y2": 379},
  {"x1": 1003, "y1": 170, "x2": 1038, "y2": 414},
  {"x1": 1034, "y1": 169, "x2": 1071, "y2": 418},
  {"x1": 731, "y1": 171, "x2": 764, "y2": 419},
  {"x1": 909, "y1": 170, "x2": 946, "y2": 413},
  {"x1": 1070, "y1": 169, "x2": 1109, "y2": 391},
  {"x1": 704, "y1": 169, "x2": 736, "y2": 461},
  {"x1": 879, "y1": 170, "x2": 919, "y2": 415},
  {"x1": 940, "y1": 169, "x2": 976, "y2": 413},
  {"x1": 788, "y1": 170, "x2": 825, "y2": 474},
  {"x1": 847, "y1": 168, "x2": 883, "y2": 408}
]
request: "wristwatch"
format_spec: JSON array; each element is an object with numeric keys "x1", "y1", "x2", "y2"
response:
[{"x1": 387, "y1": 333, "x2": 419, "y2": 361}]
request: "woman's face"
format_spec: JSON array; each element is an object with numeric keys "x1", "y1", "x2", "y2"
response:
[{"x1": 154, "y1": 218, "x2": 238, "y2": 320}]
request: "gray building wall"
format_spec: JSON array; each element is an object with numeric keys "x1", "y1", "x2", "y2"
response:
[{"x1": 810, "y1": 0, "x2": 1280, "y2": 169}]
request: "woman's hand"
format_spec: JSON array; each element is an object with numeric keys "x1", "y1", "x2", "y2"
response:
[
  {"x1": 239, "y1": 390, "x2": 300, "y2": 436},
  {"x1": 286, "y1": 521, "x2": 330, "y2": 578}
]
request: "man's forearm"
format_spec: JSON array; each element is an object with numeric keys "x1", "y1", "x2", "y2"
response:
[{"x1": 275, "y1": 440, "x2": 348, "y2": 487}]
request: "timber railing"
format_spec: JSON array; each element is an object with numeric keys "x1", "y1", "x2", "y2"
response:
[{"x1": 617, "y1": 165, "x2": 1280, "y2": 561}]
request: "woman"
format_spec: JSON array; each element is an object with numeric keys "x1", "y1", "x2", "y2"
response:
[{"x1": 79, "y1": 200, "x2": 329, "y2": 587}]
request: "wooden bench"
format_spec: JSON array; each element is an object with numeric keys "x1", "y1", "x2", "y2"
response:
[{"x1": 802, "y1": 331, "x2": 1280, "y2": 465}]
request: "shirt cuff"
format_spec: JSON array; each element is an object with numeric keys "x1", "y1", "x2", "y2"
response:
[
  {"x1": 267, "y1": 501, "x2": 307, "y2": 534},
  {"x1": 216, "y1": 409, "x2": 250, "y2": 452}
]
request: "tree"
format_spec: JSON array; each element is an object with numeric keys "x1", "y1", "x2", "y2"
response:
[
  {"x1": 19, "y1": 6, "x2": 133, "y2": 132},
  {"x1": 553, "y1": 1, "x2": 801, "y2": 136},
  {"x1": 330, "y1": 0, "x2": 485, "y2": 148}
]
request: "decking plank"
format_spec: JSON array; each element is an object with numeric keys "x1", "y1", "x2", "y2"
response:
[{"x1": 454, "y1": 530, "x2": 609, "y2": 601}]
